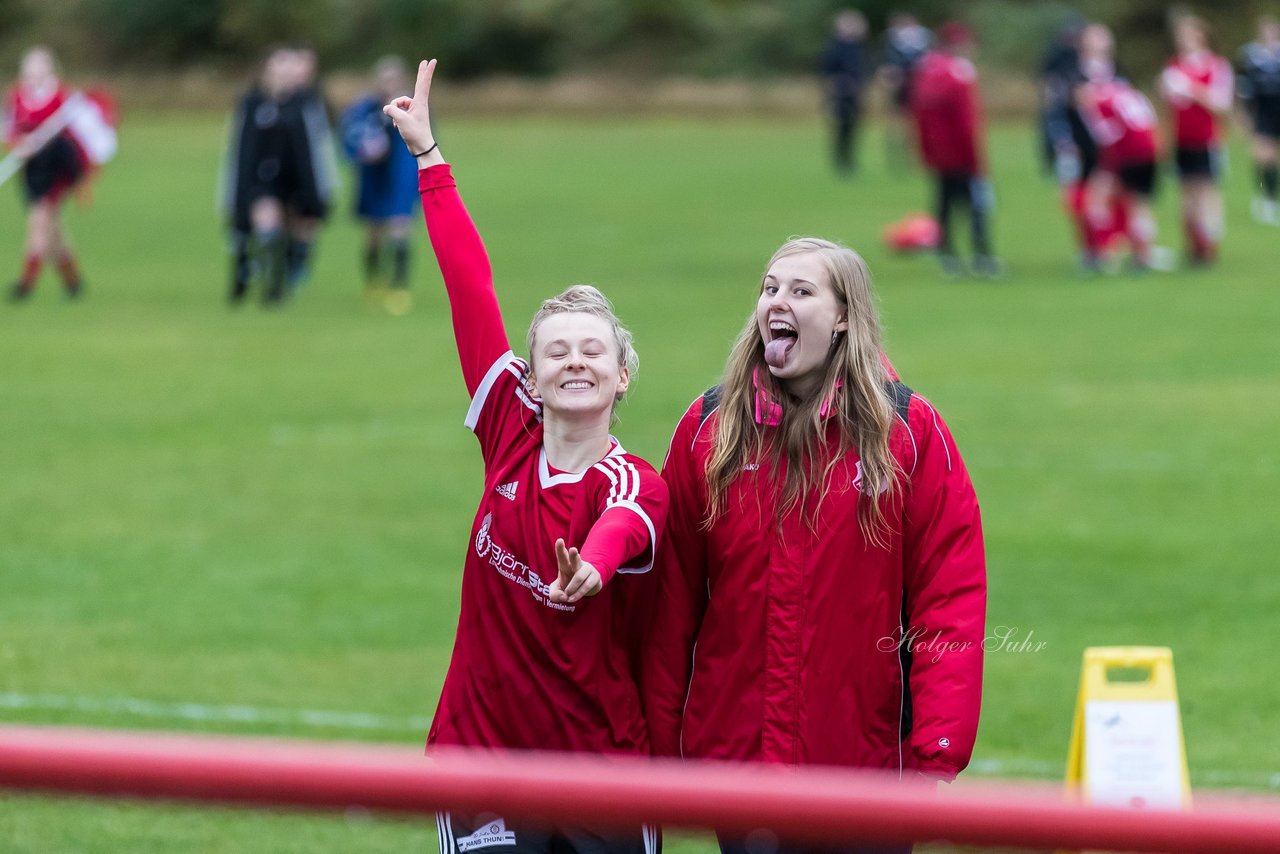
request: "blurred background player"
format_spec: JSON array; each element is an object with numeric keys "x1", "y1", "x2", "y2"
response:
[
  {"x1": 4, "y1": 47, "x2": 87, "y2": 302},
  {"x1": 220, "y1": 46, "x2": 336, "y2": 306},
  {"x1": 1076, "y1": 24, "x2": 1164, "y2": 273},
  {"x1": 1055, "y1": 21, "x2": 1130, "y2": 273},
  {"x1": 1237, "y1": 15, "x2": 1280, "y2": 225},
  {"x1": 1038, "y1": 18, "x2": 1087, "y2": 179},
  {"x1": 340, "y1": 56, "x2": 419, "y2": 313},
  {"x1": 283, "y1": 46, "x2": 338, "y2": 292},
  {"x1": 876, "y1": 11, "x2": 932, "y2": 173},
  {"x1": 1160, "y1": 14, "x2": 1233, "y2": 266},
  {"x1": 910, "y1": 22, "x2": 1000, "y2": 279},
  {"x1": 820, "y1": 9, "x2": 869, "y2": 176}
]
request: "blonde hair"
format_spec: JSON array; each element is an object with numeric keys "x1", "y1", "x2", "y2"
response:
[
  {"x1": 526, "y1": 284, "x2": 638, "y2": 409},
  {"x1": 705, "y1": 238, "x2": 900, "y2": 544}
]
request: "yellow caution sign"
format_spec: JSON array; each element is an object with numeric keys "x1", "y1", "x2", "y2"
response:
[{"x1": 1065, "y1": 646, "x2": 1191, "y2": 810}]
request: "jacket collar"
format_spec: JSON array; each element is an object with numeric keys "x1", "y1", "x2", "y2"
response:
[{"x1": 752, "y1": 368, "x2": 843, "y2": 426}]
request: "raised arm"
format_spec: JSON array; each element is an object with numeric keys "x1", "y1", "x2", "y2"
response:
[{"x1": 384, "y1": 60, "x2": 509, "y2": 395}]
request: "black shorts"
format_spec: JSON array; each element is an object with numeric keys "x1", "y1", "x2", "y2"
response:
[
  {"x1": 437, "y1": 811, "x2": 659, "y2": 854},
  {"x1": 23, "y1": 134, "x2": 84, "y2": 204},
  {"x1": 719, "y1": 830, "x2": 911, "y2": 854},
  {"x1": 1116, "y1": 161, "x2": 1157, "y2": 197},
  {"x1": 1174, "y1": 147, "x2": 1220, "y2": 180},
  {"x1": 1251, "y1": 98, "x2": 1280, "y2": 140},
  {"x1": 245, "y1": 157, "x2": 330, "y2": 221}
]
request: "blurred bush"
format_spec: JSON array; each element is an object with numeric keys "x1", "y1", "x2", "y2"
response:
[{"x1": 0, "y1": 0, "x2": 1273, "y2": 83}]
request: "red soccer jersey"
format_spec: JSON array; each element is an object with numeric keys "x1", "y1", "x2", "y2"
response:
[
  {"x1": 1160, "y1": 51, "x2": 1233, "y2": 147},
  {"x1": 642, "y1": 384, "x2": 986, "y2": 781},
  {"x1": 1080, "y1": 79, "x2": 1159, "y2": 169},
  {"x1": 910, "y1": 51, "x2": 985, "y2": 175},
  {"x1": 4, "y1": 83, "x2": 68, "y2": 145},
  {"x1": 418, "y1": 164, "x2": 669, "y2": 756}
]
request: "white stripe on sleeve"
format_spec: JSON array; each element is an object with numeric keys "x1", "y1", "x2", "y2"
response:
[{"x1": 464, "y1": 352, "x2": 539, "y2": 431}]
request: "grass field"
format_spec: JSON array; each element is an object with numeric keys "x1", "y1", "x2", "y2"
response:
[{"x1": 2, "y1": 108, "x2": 1279, "y2": 852}]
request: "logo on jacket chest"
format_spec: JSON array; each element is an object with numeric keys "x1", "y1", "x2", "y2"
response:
[{"x1": 853, "y1": 461, "x2": 890, "y2": 495}]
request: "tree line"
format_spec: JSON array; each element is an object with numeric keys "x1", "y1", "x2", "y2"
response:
[{"x1": 1, "y1": 0, "x2": 1273, "y2": 82}]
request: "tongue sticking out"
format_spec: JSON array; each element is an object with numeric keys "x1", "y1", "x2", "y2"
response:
[{"x1": 764, "y1": 336, "x2": 796, "y2": 368}]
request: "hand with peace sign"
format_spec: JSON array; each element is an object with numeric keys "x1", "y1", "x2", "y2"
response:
[
  {"x1": 382, "y1": 58, "x2": 443, "y2": 164},
  {"x1": 548, "y1": 538, "x2": 603, "y2": 605}
]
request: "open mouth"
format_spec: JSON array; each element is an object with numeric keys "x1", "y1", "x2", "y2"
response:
[
  {"x1": 561, "y1": 380, "x2": 594, "y2": 391},
  {"x1": 765, "y1": 321, "x2": 798, "y2": 368}
]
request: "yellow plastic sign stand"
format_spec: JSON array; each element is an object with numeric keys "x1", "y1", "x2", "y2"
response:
[{"x1": 1065, "y1": 646, "x2": 1191, "y2": 809}]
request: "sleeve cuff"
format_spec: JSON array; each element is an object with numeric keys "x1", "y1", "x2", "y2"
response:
[
  {"x1": 910, "y1": 752, "x2": 961, "y2": 783},
  {"x1": 418, "y1": 163, "x2": 455, "y2": 193}
]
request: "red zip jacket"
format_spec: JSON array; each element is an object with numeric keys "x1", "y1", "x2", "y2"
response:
[
  {"x1": 642, "y1": 383, "x2": 985, "y2": 780},
  {"x1": 911, "y1": 51, "x2": 985, "y2": 176}
]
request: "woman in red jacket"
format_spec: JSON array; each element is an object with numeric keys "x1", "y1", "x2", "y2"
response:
[
  {"x1": 909, "y1": 22, "x2": 999, "y2": 279},
  {"x1": 643, "y1": 238, "x2": 986, "y2": 854}
]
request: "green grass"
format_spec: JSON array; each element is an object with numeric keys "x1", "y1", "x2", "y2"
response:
[{"x1": 2, "y1": 110, "x2": 1279, "y2": 851}]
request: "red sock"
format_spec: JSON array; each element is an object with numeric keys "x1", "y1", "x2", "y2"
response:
[
  {"x1": 1110, "y1": 197, "x2": 1130, "y2": 248},
  {"x1": 1184, "y1": 217, "x2": 1206, "y2": 260},
  {"x1": 1194, "y1": 220, "x2": 1216, "y2": 263},
  {"x1": 1085, "y1": 209, "x2": 1114, "y2": 257},
  {"x1": 55, "y1": 250, "x2": 80, "y2": 287},
  {"x1": 19, "y1": 253, "x2": 42, "y2": 289},
  {"x1": 1065, "y1": 183, "x2": 1107, "y2": 256}
]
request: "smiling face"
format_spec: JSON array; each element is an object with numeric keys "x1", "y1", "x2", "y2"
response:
[
  {"x1": 756, "y1": 251, "x2": 848, "y2": 398},
  {"x1": 528, "y1": 312, "x2": 630, "y2": 421}
]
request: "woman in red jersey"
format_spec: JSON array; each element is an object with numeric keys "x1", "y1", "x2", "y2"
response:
[
  {"x1": 4, "y1": 47, "x2": 86, "y2": 301},
  {"x1": 383, "y1": 60, "x2": 667, "y2": 854},
  {"x1": 1160, "y1": 15, "x2": 1234, "y2": 265},
  {"x1": 1075, "y1": 24, "x2": 1164, "y2": 272},
  {"x1": 644, "y1": 238, "x2": 986, "y2": 854}
]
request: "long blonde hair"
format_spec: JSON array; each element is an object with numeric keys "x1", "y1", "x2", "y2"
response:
[{"x1": 705, "y1": 238, "x2": 901, "y2": 544}]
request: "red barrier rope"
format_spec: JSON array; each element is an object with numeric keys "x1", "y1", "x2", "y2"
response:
[{"x1": 2, "y1": 725, "x2": 1278, "y2": 852}]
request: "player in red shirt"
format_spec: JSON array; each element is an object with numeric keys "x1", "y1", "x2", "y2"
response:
[
  {"x1": 384, "y1": 60, "x2": 668, "y2": 854},
  {"x1": 643, "y1": 238, "x2": 985, "y2": 854},
  {"x1": 909, "y1": 22, "x2": 1000, "y2": 279},
  {"x1": 1160, "y1": 15, "x2": 1234, "y2": 265},
  {"x1": 4, "y1": 47, "x2": 86, "y2": 301},
  {"x1": 1076, "y1": 25, "x2": 1164, "y2": 271},
  {"x1": 1053, "y1": 23, "x2": 1131, "y2": 273}
]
